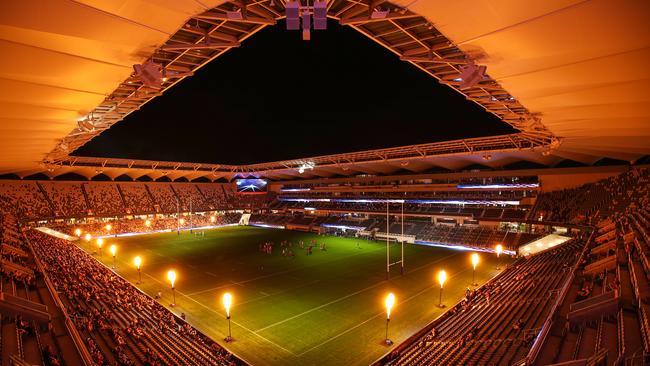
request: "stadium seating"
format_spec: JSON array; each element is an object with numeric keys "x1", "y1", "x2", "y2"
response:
[
  {"x1": 531, "y1": 167, "x2": 649, "y2": 224},
  {"x1": 379, "y1": 238, "x2": 585, "y2": 366},
  {"x1": 46, "y1": 213, "x2": 242, "y2": 237},
  {"x1": 27, "y1": 228, "x2": 243, "y2": 366},
  {"x1": 249, "y1": 213, "x2": 541, "y2": 251},
  {"x1": 119, "y1": 183, "x2": 156, "y2": 214},
  {"x1": 1, "y1": 167, "x2": 648, "y2": 365},
  {"x1": 0, "y1": 181, "x2": 52, "y2": 219},
  {"x1": 0, "y1": 181, "x2": 270, "y2": 220},
  {"x1": 83, "y1": 182, "x2": 126, "y2": 216},
  {"x1": 0, "y1": 214, "x2": 87, "y2": 366}
]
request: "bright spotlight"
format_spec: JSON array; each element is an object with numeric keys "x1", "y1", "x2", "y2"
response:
[
  {"x1": 84, "y1": 233, "x2": 92, "y2": 242},
  {"x1": 223, "y1": 292, "x2": 233, "y2": 342},
  {"x1": 223, "y1": 293, "x2": 233, "y2": 318},
  {"x1": 437, "y1": 270, "x2": 447, "y2": 308},
  {"x1": 438, "y1": 270, "x2": 447, "y2": 288},
  {"x1": 134, "y1": 256, "x2": 142, "y2": 284},
  {"x1": 105, "y1": 224, "x2": 112, "y2": 231},
  {"x1": 471, "y1": 253, "x2": 479, "y2": 270},
  {"x1": 145, "y1": 219, "x2": 151, "y2": 227},
  {"x1": 74, "y1": 228, "x2": 81, "y2": 237},
  {"x1": 496, "y1": 244, "x2": 504, "y2": 269},
  {"x1": 384, "y1": 292, "x2": 396, "y2": 346},
  {"x1": 167, "y1": 270, "x2": 177, "y2": 307},
  {"x1": 96, "y1": 238, "x2": 103, "y2": 257},
  {"x1": 385, "y1": 293, "x2": 395, "y2": 320},
  {"x1": 471, "y1": 253, "x2": 479, "y2": 286},
  {"x1": 110, "y1": 244, "x2": 117, "y2": 269},
  {"x1": 167, "y1": 270, "x2": 176, "y2": 288},
  {"x1": 495, "y1": 244, "x2": 503, "y2": 257}
]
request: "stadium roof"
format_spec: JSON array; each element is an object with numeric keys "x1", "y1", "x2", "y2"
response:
[{"x1": 1, "y1": 0, "x2": 648, "y2": 180}]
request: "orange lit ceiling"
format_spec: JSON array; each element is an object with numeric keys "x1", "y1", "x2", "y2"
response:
[{"x1": 0, "y1": 0, "x2": 648, "y2": 180}]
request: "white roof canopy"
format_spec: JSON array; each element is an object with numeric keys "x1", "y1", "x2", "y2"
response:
[{"x1": 0, "y1": 0, "x2": 648, "y2": 178}]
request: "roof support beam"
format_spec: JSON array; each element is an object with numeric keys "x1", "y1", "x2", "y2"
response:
[
  {"x1": 196, "y1": 12, "x2": 276, "y2": 25},
  {"x1": 400, "y1": 56, "x2": 470, "y2": 65},
  {"x1": 161, "y1": 42, "x2": 240, "y2": 51},
  {"x1": 340, "y1": 13, "x2": 419, "y2": 25}
]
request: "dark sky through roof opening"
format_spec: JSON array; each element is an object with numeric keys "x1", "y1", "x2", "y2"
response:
[{"x1": 74, "y1": 20, "x2": 512, "y2": 165}]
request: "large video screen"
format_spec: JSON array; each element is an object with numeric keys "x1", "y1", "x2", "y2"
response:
[{"x1": 235, "y1": 179, "x2": 268, "y2": 194}]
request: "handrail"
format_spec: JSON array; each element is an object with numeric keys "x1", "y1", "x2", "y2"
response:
[
  {"x1": 24, "y1": 233, "x2": 95, "y2": 366},
  {"x1": 30, "y1": 228, "x2": 251, "y2": 366},
  {"x1": 586, "y1": 347, "x2": 608, "y2": 366},
  {"x1": 525, "y1": 229, "x2": 595, "y2": 365}
]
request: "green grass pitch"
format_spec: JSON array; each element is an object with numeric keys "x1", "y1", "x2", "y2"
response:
[{"x1": 80, "y1": 226, "x2": 510, "y2": 366}]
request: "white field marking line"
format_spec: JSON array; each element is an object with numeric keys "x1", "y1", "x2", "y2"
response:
[
  {"x1": 296, "y1": 267, "x2": 470, "y2": 357},
  {"x1": 186, "y1": 246, "x2": 385, "y2": 297},
  {"x1": 141, "y1": 271, "x2": 297, "y2": 357},
  {"x1": 253, "y1": 252, "x2": 460, "y2": 333}
]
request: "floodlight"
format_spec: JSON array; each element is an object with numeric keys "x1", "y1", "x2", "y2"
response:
[
  {"x1": 471, "y1": 253, "x2": 479, "y2": 286},
  {"x1": 438, "y1": 270, "x2": 447, "y2": 288},
  {"x1": 223, "y1": 293, "x2": 233, "y2": 318},
  {"x1": 496, "y1": 244, "x2": 503, "y2": 269},
  {"x1": 371, "y1": 8, "x2": 390, "y2": 19},
  {"x1": 167, "y1": 270, "x2": 177, "y2": 307},
  {"x1": 471, "y1": 253, "x2": 479, "y2": 270},
  {"x1": 134, "y1": 256, "x2": 142, "y2": 284},
  {"x1": 226, "y1": 11, "x2": 243, "y2": 20},
  {"x1": 110, "y1": 244, "x2": 117, "y2": 269},
  {"x1": 384, "y1": 293, "x2": 395, "y2": 346},
  {"x1": 167, "y1": 270, "x2": 176, "y2": 288},
  {"x1": 385, "y1": 293, "x2": 395, "y2": 320},
  {"x1": 286, "y1": 1, "x2": 300, "y2": 30},
  {"x1": 459, "y1": 64, "x2": 486, "y2": 89},
  {"x1": 133, "y1": 61, "x2": 163, "y2": 89},
  {"x1": 437, "y1": 270, "x2": 447, "y2": 307},
  {"x1": 314, "y1": 1, "x2": 327, "y2": 30},
  {"x1": 223, "y1": 292, "x2": 234, "y2": 342}
]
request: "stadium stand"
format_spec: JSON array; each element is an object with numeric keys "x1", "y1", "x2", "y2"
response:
[
  {"x1": 0, "y1": 181, "x2": 269, "y2": 220},
  {"x1": 1, "y1": 214, "x2": 87, "y2": 366},
  {"x1": 46, "y1": 213, "x2": 242, "y2": 237},
  {"x1": 0, "y1": 167, "x2": 648, "y2": 365},
  {"x1": 0, "y1": 1, "x2": 648, "y2": 364},
  {"x1": 379, "y1": 237, "x2": 586, "y2": 366},
  {"x1": 39, "y1": 181, "x2": 89, "y2": 218},
  {"x1": 27, "y1": 228, "x2": 243, "y2": 366},
  {"x1": 531, "y1": 168, "x2": 650, "y2": 224},
  {"x1": 120, "y1": 183, "x2": 156, "y2": 214},
  {"x1": 0, "y1": 181, "x2": 52, "y2": 220},
  {"x1": 83, "y1": 182, "x2": 126, "y2": 216},
  {"x1": 527, "y1": 169, "x2": 650, "y2": 365}
]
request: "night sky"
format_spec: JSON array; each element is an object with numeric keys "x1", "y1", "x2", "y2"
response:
[{"x1": 74, "y1": 20, "x2": 513, "y2": 165}]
